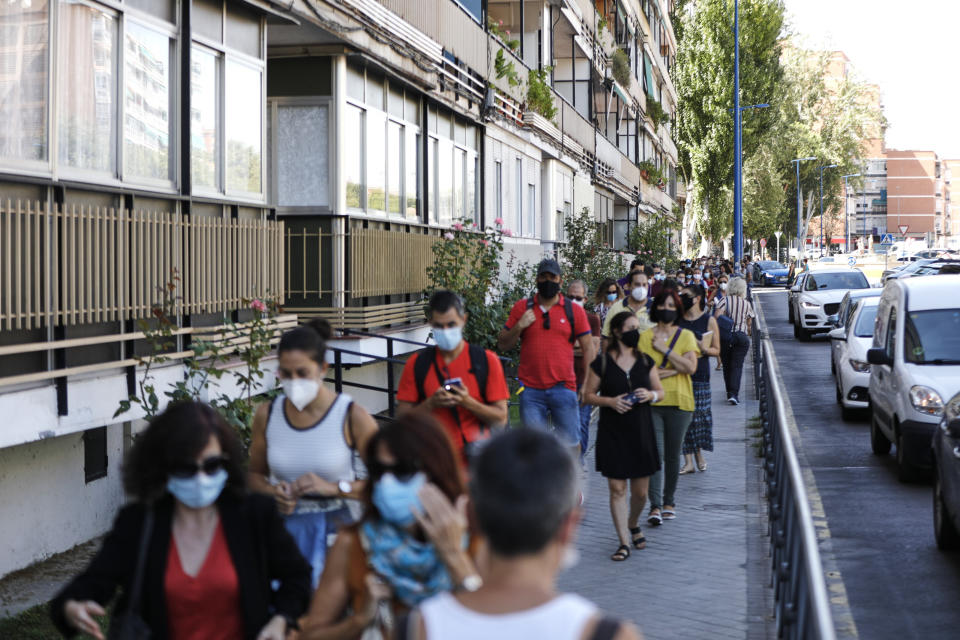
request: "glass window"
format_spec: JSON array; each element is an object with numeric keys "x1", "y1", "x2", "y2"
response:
[
  {"x1": 805, "y1": 272, "x2": 869, "y2": 290},
  {"x1": 438, "y1": 138, "x2": 452, "y2": 224},
  {"x1": 123, "y1": 22, "x2": 171, "y2": 181},
  {"x1": 405, "y1": 132, "x2": 418, "y2": 219},
  {"x1": 495, "y1": 161, "x2": 502, "y2": 223},
  {"x1": 346, "y1": 64, "x2": 364, "y2": 101},
  {"x1": 428, "y1": 137, "x2": 437, "y2": 222},
  {"x1": 0, "y1": 0, "x2": 49, "y2": 163},
  {"x1": 455, "y1": 0, "x2": 482, "y2": 23},
  {"x1": 58, "y1": 1, "x2": 117, "y2": 173},
  {"x1": 125, "y1": 0, "x2": 176, "y2": 23},
  {"x1": 344, "y1": 104, "x2": 364, "y2": 208},
  {"x1": 190, "y1": 46, "x2": 218, "y2": 190},
  {"x1": 515, "y1": 158, "x2": 522, "y2": 235},
  {"x1": 453, "y1": 148, "x2": 464, "y2": 220},
  {"x1": 366, "y1": 71, "x2": 384, "y2": 110},
  {"x1": 366, "y1": 110, "x2": 385, "y2": 211},
  {"x1": 277, "y1": 104, "x2": 328, "y2": 206},
  {"x1": 225, "y1": 59, "x2": 262, "y2": 193},
  {"x1": 388, "y1": 86, "x2": 404, "y2": 119},
  {"x1": 854, "y1": 305, "x2": 878, "y2": 338},
  {"x1": 404, "y1": 92, "x2": 418, "y2": 123},
  {"x1": 528, "y1": 184, "x2": 536, "y2": 238},
  {"x1": 466, "y1": 154, "x2": 476, "y2": 222},
  {"x1": 387, "y1": 121, "x2": 402, "y2": 215},
  {"x1": 225, "y1": 2, "x2": 260, "y2": 58},
  {"x1": 904, "y1": 310, "x2": 960, "y2": 364}
]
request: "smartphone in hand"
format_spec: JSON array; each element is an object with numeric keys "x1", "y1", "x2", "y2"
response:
[{"x1": 442, "y1": 377, "x2": 464, "y2": 393}]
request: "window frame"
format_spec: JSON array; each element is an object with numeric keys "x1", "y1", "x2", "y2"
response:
[{"x1": 267, "y1": 96, "x2": 334, "y2": 212}]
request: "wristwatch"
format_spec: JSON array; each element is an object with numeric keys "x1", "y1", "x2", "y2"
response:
[
  {"x1": 455, "y1": 574, "x2": 483, "y2": 593},
  {"x1": 338, "y1": 480, "x2": 352, "y2": 496}
]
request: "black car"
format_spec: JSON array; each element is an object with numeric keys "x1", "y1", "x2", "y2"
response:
[
  {"x1": 753, "y1": 261, "x2": 790, "y2": 287},
  {"x1": 933, "y1": 391, "x2": 960, "y2": 549}
]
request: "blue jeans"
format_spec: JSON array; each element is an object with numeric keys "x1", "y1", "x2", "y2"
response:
[
  {"x1": 578, "y1": 403, "x2": 592, "y2": 463},
  {"x1": 722, "y1": 331, "x2": 751, "y2": 400},
  {"x1": 519, "y1": 383, "x2": 581, "y2": 448}
]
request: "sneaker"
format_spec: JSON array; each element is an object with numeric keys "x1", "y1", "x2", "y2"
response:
[{"x1": 729, "y1": 397, "x2": 739, "y2": 405}]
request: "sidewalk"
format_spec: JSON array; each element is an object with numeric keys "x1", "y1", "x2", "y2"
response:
[{"x1": 558, "y1": 354, "x2": 773, "y2": 640}]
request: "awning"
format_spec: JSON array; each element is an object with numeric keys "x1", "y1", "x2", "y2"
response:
[
  {"x1": 643, "y1": 53, "x2": 655, "y2": 97},
  {"x1": 612, "y1": 81, "x2": 630, "y2": 105}
]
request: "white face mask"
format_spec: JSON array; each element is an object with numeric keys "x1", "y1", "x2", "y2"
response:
[
  {"x1": 720, "y1": 282, "x2": 728, "y2": 291},
  {"x1": 693, "y1": 274, "x2": 702, "y2": 281},
  {"x1": 631, "y1": 286, "x2": 647, "y2": 302},
  {"x1": 282, "y1": 378, "x2": 320, "y2": 411}
]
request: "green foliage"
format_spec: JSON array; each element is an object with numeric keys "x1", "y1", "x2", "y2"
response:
[
  {"x1": 637, "y1": 160, "x2": 664, "y2": 185},
  {"x1": 596, "y1": 13, "x2": 608, "y2": 34},
  {"x1": 628, "y1": 215, "x2": 675, "y2": 267},
  {"x1": 612, "y1": 49, "x2": 632, "y2": 88},
  {"x1": 646, "y1": 98, "x2": 668, "y2": 130},
  {"x1": 488, "y1": 18, "x2": 519, "y2": 51},
  {"x1": 560, "y1": 208, "x2": 624, "y2": 292},
  {"x1": 425, "y1": 221, "x2": 535, "y2": 358},
  {"x1": 494, "y1": 49, "x2": 522, "y2": 87},
  {"x1": 526, "y1": 67, "x2": 557, "y2": 121}
]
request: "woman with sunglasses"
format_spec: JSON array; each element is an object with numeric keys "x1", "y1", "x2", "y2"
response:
[
  {"x1": 592, "y1": 277, "x2": 624, "y2": 325},
  {"x1": 248, "y1": 318, "x2": 379, "y2": 588},
  {"x1": 299, "y1": 413, "x2": 479, "y2": 640},
  {"x1": 51, "y1": 401, "x2": 311, "y2": 640}
]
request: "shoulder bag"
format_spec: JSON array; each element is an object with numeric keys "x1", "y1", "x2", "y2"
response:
[{"x1": 107, "y1": 508, "x2": 154, "y2": 640}]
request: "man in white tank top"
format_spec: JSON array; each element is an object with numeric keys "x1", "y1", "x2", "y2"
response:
[{"x1": 410, "y1": 430, "x2": 643, "y2": 640}]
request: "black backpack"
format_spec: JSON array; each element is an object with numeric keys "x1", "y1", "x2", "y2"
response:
[
  {"x1": 412, "y1": 344, "x2": 490, "y2": 448},
  {"x1": 526, "y1": 294, "x2": 577, "y2": 344}
]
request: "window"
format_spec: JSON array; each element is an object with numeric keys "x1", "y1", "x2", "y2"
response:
[
  {"x1": 453, "y1": 148, "x2": 465, "y2": 220},
  {"x1": 0, "y1": 0, "x2": 49, "y2": 164},
  {"x1": 428, "y1": 137, "x2": 437, "y2": 221},
  {"x1": 191, "y1": 46, "x2": 218, "y2": 190},
  {"x1": 83, "y1": 427, "x2": 108, "y2": 483},
  {"x1": 276, "y1": 104, "x2": 329, "y2": 206},
  {"x1": 225, "y1": 59, "x2": 262, "y2": 194},
  {"x1": 344, "y1": 104, "x2": 364, "y2": 208},
  {"x1": 438, "y1": 138, "x2": 453, "y2": 224},
  {"x1": 58, "y1": 1, "x2": 117, "y2": 173},
  {"x1": 495, "y1": 161, "x2": 503, "y2": 223},
  {"x1": 123, "y1": 21, "x2": 172, "y2": 182},
  {"x1": 903, "y1": 310, "x2": 960, "y2": 364},
  {"x1": 527, "y1": 184, "x2": 536, "y2": 238},
  {"x1": 884, "y1": 309, "x2": 897, "y2": 360},
  {"x1": 387, "y1": 121, "x2": 403, "y2": 215},
  {"x1": 466, "y1": 155, "x2": 477, "y2": 221},
  {"x1": 515, "y1": 158, "x2": 523, "y2": 235},
  {"x1": 405, "y1": 132, "x2": 418, "y2": 219}
]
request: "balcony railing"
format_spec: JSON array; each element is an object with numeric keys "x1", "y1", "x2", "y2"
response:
[{"x1": 0, "y1": 200, "x2": 284, "y2": 332}]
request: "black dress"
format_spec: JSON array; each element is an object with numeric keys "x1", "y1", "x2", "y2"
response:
[{"x1": 590, "y1": 352, "x2": 661, "y2": 479}]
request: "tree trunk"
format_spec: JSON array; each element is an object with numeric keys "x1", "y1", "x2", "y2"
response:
[{"x1": 722, "y1": 235, "x2": 732, "y2": 259}]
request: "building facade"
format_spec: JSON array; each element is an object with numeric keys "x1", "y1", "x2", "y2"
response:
[{"x1": 0, "y1": 0, "x2": 682, "y2": 578}]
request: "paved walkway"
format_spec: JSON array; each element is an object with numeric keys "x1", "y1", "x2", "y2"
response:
[{"x1": 559, "y1": 355, "x2": 774, "y2": 640}]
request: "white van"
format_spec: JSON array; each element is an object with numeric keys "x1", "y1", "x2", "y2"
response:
[{"x1": 867, "y1": 275, "x2": 960, "y2": 481}]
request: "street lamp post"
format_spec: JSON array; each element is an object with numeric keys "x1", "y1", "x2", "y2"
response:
[
  {"x1": 842, "y1": 173, "x2": 860, "y2": 254},
  {"x1": 819, "y1": 164, "x2": 838, "y2": 257},
  {"x1": 792, "y1": 156, "x2": 816, "y2": 262},
  {"x1": 733, "y1": 0, "x2": 741, "y2": 273}
]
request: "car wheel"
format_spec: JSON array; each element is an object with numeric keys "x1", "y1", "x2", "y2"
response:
[
  {"x1": 788, "y1": 303, "x2": 794, "y2": 324},
  {"x1": 934, "y1": 470, "x2": 960, "y2": 550},
  {"x1": 870, "y1": 412, "x2": 891, "y2": 455},
  {"x1": 896, "y1": 426, "x2": 920, "y2": 483},
  {"x1": 797, "y1": 326, "x2": 811, "y2": 342},
  {"x1": 835, "y1": 379, "x2": 842, "y2": 404},
  {"x1": 831, "y1": 356, "x2": 836, "y2": 375}
]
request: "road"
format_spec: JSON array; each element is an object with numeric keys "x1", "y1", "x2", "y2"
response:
[{"x1": 756, "y1": 289, "x2": 960, "y2": 639}]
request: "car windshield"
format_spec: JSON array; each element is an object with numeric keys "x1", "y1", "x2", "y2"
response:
[
  {"x1": 854, "y1": 306, "x2": 878, "y2": 337},
  {"x1": 903, "y1": 309, "x2": 960, "y2": 364},
  {"x1": 899, "y1": 259, "x2": 936, "y2": 275},
  {"x1": 758, "y1": 261, "x2": 785, "y2": 269},
  {"x1": 805, "y1": 272, "x2": 869, "y2": 290}
]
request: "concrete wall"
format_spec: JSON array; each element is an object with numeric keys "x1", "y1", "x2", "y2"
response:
[{"x1": 0, "y1": 422, "x2": 127, "y2": 578}]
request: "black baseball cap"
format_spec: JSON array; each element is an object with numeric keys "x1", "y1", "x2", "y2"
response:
[{"x1": 537, "y1": 258, "x2": 562, "y2": 276}]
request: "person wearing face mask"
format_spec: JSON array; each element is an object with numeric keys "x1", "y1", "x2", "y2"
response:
[
  {"x1": 499, "y1": 259, "x2": 595, "y2": 456},
  {"x1": 397, "y1": 290, "x2": 510, "y2": 463},
  {"x1": 678, "y1": 285, "x2": 721, "y2": 474},
  {"x1": 638, "y1": 291, "x2": 700, "y2": 525},
  {"x1": 601, "y1": 270, "x2": 653, "y2": 350},
  {"x1": 52, "y1": 402, "x2": 311, "y2": 640},
  {"x1": 712, "y1": 277, "x2": 755, "y2": 405},
  {"x1": 710, "y1": 275, "x2": 730, "y2": 371},
  {"x1": 248, "y1": 319, "x2": 380, "y2": 588},
  {"x1": 583, "y1": 311, "x2": 663, "y2": 561},
  {"x1": 616, "y1": 258, "x2": 645, "y2": 292},
  {"x1": 592, "y1": 277, "x2": 624, "y2": 325},
  {"x1": 299, "y1": 413, "x2": 479, "y2": 640},
  {"x1": 566, "y1": 280, "x2": 603, "y2": 467}
]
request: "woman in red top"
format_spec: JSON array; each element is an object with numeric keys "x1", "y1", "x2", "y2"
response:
[{"x1": 52, "y1": 402, "x2": 311, "y2": 640}]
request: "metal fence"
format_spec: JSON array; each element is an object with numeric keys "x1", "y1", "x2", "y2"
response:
[{"x1": 752, "y1": 314, "x2": 837, "y2": 639}]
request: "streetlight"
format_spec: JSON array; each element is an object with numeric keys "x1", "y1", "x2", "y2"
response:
[
  {"x1": 792, "y1": 156, "x2": 817, "y2": 262},
  {"x1": 842, "y1": 173, "x2": 860, "y2": 254},
  {"x1": 819, "y1": 164, "x2": 838, "y2": 257},
  {"x1": 730, "y1": 102, "x2": 770, "y2": 270}
]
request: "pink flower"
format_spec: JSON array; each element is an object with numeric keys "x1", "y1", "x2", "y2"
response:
[
  {"x1": 471, "y1": 222, "x2": 478, "y2": 228},
  {"x1": 503, "y1": 229, "x2": 513, "y2": 237},
  {"x1": 618, "y1": 251, "x2": 624, "y2": 256},
  {"x1": 453, "y1": 222, "x2": 464, "y2": 231},
  {"x1": 494, "y1": 217, "x2": 504, "y2": 226},
  {"x1": 249, "y1": 299, "x2": 267, "y2": 312},
  {"x1": 637, "y1": 250, "x2": 643, "y2": 255},
  {"x1": 481, "y1": 239, "x2": 490, "y2": 247},
  {"x1": 444, "y1": 232, "x2": 455, "y2": 240}
]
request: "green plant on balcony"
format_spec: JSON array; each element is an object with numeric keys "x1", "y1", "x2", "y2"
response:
[
  {"x1": 637, "y1": 159, "x2": 664, "y2": 185},
  {"x1": 611, "y1": 48, "x2": 632, "y2": 88},
  {"x1": 526, "y1": 67, "x2": 557, "y2": 122},
  {"x1": 494, "y1": 49, "x2": 522, "y2": 87},
  {"x1": 628, "y1": 216, "x2": 674, "y2": 266},
  {"x1": 560, "y1": 207, "x2": 625, "y2": 289},
  {"x1": 646, "y1": 98, "x2": 668, "y2": 130},
  {"x1": 488, "y1": 18, "x2": 520, "y2": 51}
]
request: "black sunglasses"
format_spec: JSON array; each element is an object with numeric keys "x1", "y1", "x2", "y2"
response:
[
  {"x1": 542, "y1": 308, "x2": 551, "y2": 329},
  {"x1": 374, "y1": 459, "x2": 421, "y2": 482},
  {"x1": 169, "y1": 455, "x2": 228, "y2": 479},
  {"x1": 606, "y1": 289, "x2": 618, "y2": 295},
  {"x1": 568, "y1": 295, "x2": 585, "y2": 302}
]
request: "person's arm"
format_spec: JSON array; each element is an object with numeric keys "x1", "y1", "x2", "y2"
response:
[
  {"x1": 577, "y1": 332, "x2": 596, "y2": 380},
  {"x1": 259, "y1": 496, "x2": 313, "y2": 633},
  {"x1": 703, "y1": 317, "x2": 721, "y2": 357},
  {"x1": 653, "y1": 333, "x2": 698, "y2": 375},
  {"x1": 497, "y1": 306, "x2": 535, "y2": 352},
  {"x1": 414, "y1": 484, "x2": 478, "y2": 586},
  {"x1": 746, "y1": 301, "x2": 756, "y2": 337},
  {"x1": 583, "y1": 357, "x2": 632, "y2": 414},
  {"x1": 396, "y1": 357, "x2": 457, "y2": 419},
  {"x1": 446, "y1": 383, "x2": 508, "y2": 426},
  {"x1": 248, "y1": 401, "x2": 296, "y2": 515}
]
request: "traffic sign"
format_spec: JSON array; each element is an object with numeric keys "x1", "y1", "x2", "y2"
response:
[
  {"x1": 847, "y1": 256, "x2": 857, "y2": 266},
  {"x1": 879, "y1": 233, "x2": 894, "y2": 245},
  {"x1": 760, "y1": 238, "x2": 767, "y2": 248},
  {"x1": 898, "y1": 224, "x2": 909, "y2": 236}
]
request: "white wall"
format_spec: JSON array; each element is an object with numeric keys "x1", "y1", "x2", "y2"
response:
[{"x1": 0, "y1": 423, "x2": 126, "y2": 578}]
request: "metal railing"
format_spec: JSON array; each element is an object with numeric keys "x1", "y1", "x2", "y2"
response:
[{"x1": 752, "y1": 314, "x2": 836, "y2": 639}]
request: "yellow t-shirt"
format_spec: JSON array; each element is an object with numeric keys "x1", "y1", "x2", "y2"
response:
[{"x1": 638, "y1": 327, "x2": 700, "y2": 412}]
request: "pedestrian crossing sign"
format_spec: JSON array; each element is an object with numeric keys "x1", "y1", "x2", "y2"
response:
[{"x1": 879, "y1": 233, "x2": 894, "y2": 245}]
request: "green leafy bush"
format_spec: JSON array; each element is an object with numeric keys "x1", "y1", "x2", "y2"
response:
[
  {"x1": 612, "y1": 49, "x2": 632, "y2": 88},
  {"x1": 526, "y1": 67, "x2": 557, "y2": 121},
  {"x1": 560, "y1": 207, "x2": 624, "y2": 292}
]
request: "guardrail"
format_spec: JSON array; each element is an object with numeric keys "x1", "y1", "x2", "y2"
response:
[{"x1": 752, "y1": 313, "x2": 837, "y2": 639}]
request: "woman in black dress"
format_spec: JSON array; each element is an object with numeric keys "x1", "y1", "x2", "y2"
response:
[{"x1": 583, "y1": 310, "x2": 664, "y2": 562}]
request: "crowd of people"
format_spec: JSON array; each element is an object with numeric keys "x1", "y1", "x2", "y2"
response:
[{"x1": 51, "y1": 253, "x2": 758, "y2": 640}]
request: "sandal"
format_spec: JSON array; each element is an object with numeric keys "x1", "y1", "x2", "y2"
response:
[
  {"x1": 679, "y1": 464, "x2": 695, "y2": 475},
  {"x1": 611, "y1": 544, "x2": 631, "y2": 561},
  {"x1": 647, "y1": 510, "x2": 663, "y2": 526},
  {"x1": 697, "y1": 461, "x2": 707, "y2": 472},
  {"x1": 629, "y1": 527, "x2": 647, "y2": 550},
  {"x1": 662, "y1": 507, "x2": 676, "y2": 520}
]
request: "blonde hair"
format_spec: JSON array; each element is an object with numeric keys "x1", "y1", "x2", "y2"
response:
[{"x1": 727, "y1": 277, "x2": 748, "y2": 298}]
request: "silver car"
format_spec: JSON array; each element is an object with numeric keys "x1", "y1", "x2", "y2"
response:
[{"x1": 790, "y1": 268, "x2": 870, "y2": 341}]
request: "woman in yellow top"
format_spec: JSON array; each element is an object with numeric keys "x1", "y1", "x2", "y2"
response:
[{"x1": 638, "y1": 289, "x2": 700, "y2": 525}]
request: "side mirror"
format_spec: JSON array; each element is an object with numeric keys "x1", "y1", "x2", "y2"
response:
[
  {"x1": 826, "y1": 314, "x2": 839, "y2": 326},
  {"x1": 867, "y1": 348, "x2": 893, "y2": 367},
  {"x1": 790, "y1": 285, "x2": 800, "y2": 293},
  {"x1": 828, "y1": 327, "x2": 845, "y2": 341}
]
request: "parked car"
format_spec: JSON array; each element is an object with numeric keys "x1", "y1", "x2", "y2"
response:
[
  {"x1": 867, "y1": 275, "x2": 960, "y2": 481},
  {"x1": 786, "y1": 271, "x2": 808, "y2": 324},
  {"x1": 904, "y1": 259, "x2": 960, "y2": 278},
  {"x1": 881, "y1": 258, "x2": 937, "y2": 284},
  {"x1": 827, "y1": 288, "x2": 883, "y2": 373},
  {"x1": 932, "y1": 391, "x2": 960, "y2": 549},
  {"x1": 789, "y1": 268, "x2": 870, "y2": 341},
  {"x1": 913, "y1": 248, "x2": 950, "y2": 259},
  {"x1": 754, "y1": 260, "x2": 790, "y2": 287},
  {"x1": 829, "y1": 297, "x2": 880, "y2": 420}
]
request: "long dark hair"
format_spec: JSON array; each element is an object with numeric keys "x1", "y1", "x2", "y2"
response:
[
  {"x1": 606, "y1": 310, "x2": 639, "y2": 354},
  {"x1": 278, "y1": 318, "x2": 333, "y2": 365},
  {"x1": 594, "y1": 278, "x2": 621, "y2": 305},
  {"x1": 682, "y1": 283, "x2": 707, "y2": 311},
  {"x1": 650, "y1": 290, "x2": 684, "y2": 325},
  {"x1": 124, "y1": 401, "x2": 246, "y2": 503}
]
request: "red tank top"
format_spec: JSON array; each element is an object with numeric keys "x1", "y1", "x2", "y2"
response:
[{"x1": 164, "y1": 520, "x2": 244, "y2": 640}]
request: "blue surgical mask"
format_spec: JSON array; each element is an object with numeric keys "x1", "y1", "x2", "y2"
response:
[
  {"x1": 606, "y1": 293, "x2": 618, "y2": 302},
  {"x1": 167, "y1": 469, "x2": 228, "y2": 509},
  {"x1": 373, "y1": 472, "x2": 426, "y2": 526},
  {"x1": 432, "y1": 326, "x2": 463, "y2": 352}
]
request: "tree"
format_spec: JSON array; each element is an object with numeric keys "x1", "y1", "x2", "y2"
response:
[{"x1": 560, "y1": 208, "x2": 623, "y2": 291}]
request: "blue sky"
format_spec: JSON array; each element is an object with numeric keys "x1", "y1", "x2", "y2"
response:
[{"x1": 782, "y1": 0, "x2": 960, "y2": 158}]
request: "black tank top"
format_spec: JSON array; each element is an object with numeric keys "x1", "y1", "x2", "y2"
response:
[{"x1": 679, "y1": 311, "x2": 711, "y2": 382}]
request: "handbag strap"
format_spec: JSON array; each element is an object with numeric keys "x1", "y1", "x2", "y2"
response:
[
  {"x1": 127, "y1": 508, "x2": 154, "y2": 615},
  {"x1": 658, "y1": 328, "x2": 683, "y2": 369}
]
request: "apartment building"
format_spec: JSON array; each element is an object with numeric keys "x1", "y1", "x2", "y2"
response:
[
  {"x1": 885, "y1": 150, "x2": 943, "y2": 245},
  {"x1": 0, "y1": 0, "x2": 682, "y2": 578}
]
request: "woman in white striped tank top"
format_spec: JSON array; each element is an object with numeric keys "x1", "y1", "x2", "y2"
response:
[{"x1": 249, "y1": 319, "x2": 379, "y2": 587}]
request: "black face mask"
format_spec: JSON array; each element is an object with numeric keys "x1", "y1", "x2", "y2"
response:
[
  {"x1": 537, "y1": 280, "x2": 561, "y2": 299},
  {"x1": 680, "y1": 295, "x2": 694, "y2": 311},
  {"x1": 655, "y1": 308, "x2": 678, "y2": 325},
  {"x1": 620, "y1": 329, "x2": 641, "y2": 349}
]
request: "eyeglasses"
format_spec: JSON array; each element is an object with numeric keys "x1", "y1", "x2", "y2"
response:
[
  {"x1": 606, "y1": 289, "x2": 618, "y2": 295},
  {"x1": 169, "y1": 455, "x2": 228, "y2": 479},
  {"x1": 374, "y1": 460, "x2": 421, "y2": 482},
  {"x1": 568, "y1": 295, "x2": 585, "y2": 302}
]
